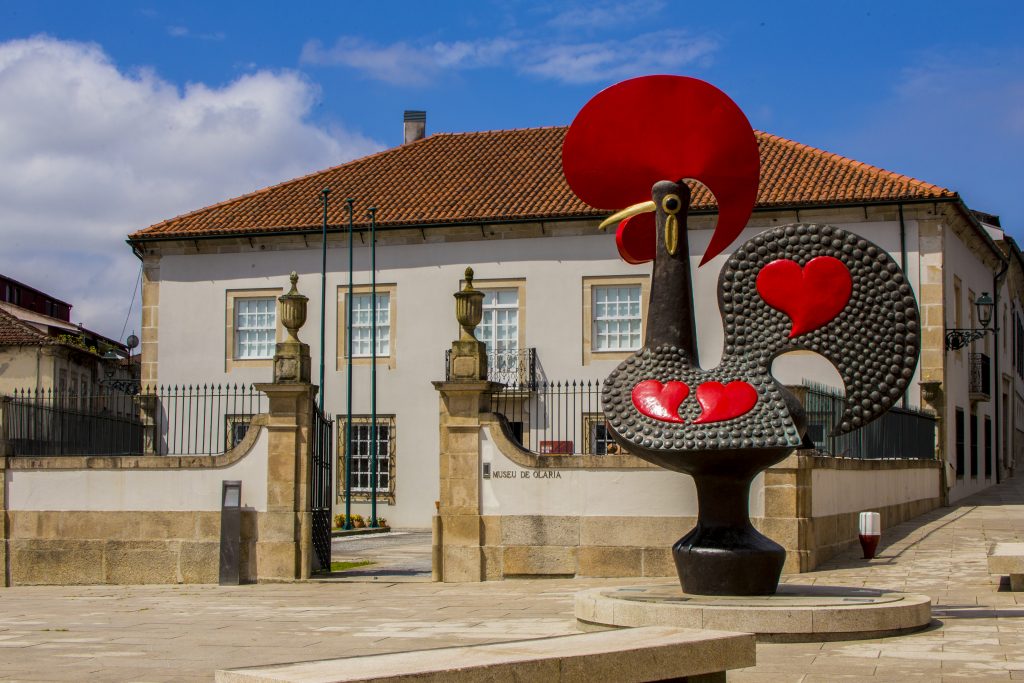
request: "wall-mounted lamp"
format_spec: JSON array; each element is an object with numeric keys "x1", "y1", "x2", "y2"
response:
[{"x1": 945, "y1": 292, "x2": 995, "y2": 350}]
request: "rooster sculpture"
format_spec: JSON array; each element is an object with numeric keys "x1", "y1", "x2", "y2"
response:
[{"x1": 563, "y1": 76, "x2": 920, "y2": 595}]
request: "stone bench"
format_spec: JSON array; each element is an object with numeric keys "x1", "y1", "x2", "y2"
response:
[
  {"x1": 989, "y1": 543, "x2": 1024, "y2": 591},
  {"x1": 215, "y1": 625, "x2": 755, "y2": 683}
]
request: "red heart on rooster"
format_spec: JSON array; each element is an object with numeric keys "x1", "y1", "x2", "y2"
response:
[
  {"x1": 632, "y1": 380, "x2": 689, "y2": 423},
  {"x1": 693, "y1": 381, "x2": 758, "y2": 424},
  {"x1": 755, "y1": 256, "x2": 852, "y2": 337}
]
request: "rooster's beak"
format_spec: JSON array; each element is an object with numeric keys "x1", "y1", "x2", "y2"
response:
[{"x1": 598, "y1": 200, "x2": 655, "y2": 231}]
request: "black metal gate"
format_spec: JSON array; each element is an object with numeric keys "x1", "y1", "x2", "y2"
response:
[{"x1": 311, "y1": 401, "x2": 333, "y2": 571}]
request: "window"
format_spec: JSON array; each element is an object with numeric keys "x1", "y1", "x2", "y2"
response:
[
  {"x1": 478, "y1": 289, "x2": 519, "y2": 357},
  {"x1": 235, "y1": 298, "x2": 276, "y2": 359},
  {"x1": 349, "y1": 292, "x2": 390, "y2": 357},
  {"x1": 582, "y1": 276, "x2": 649, "y2": 364},
  {"x1": 225, "y1": 415, "x2": 253, "y2": 451},
  {"x1": 985, "y1": 416, "x2": 993, "y2": 479},
  {"x1": 954, "y1": 277, "x2": 963, "y2": 359},
  {"x1": 955, "y1": 408, "x2": 964, "y2": 479},
  {"x1": 970, "y1": 411, "x2": 978, "y2": 478},
  {"x1": 338, "y1": 416, "x2": 396, "y2": 503},
  {"x1": 225, "y1": 288, "x2": 281, "y2": 370},
  {"x1": 1016, "y1": 312, "x2": 1024, "y2": 380},
  {"x1": 584, "y1": 413, "x2": 626, "y2": 455},
  {"x1": 338, "y1": 284, "x2": 397, "y2": 368},
  {"x1": 593, "y1": 285, "x2": 642, "y2": 351}
]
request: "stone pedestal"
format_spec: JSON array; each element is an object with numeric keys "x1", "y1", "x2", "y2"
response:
[
  {"x1": 273, "y1": 340, "x2": 311, "y2": 384},
  {"x1": 448, "y1": 339, "x2": 487, "y2": 381}
]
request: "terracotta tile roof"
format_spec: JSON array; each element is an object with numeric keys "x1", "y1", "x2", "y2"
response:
[
  {"x1": 130, "y1": 127, "x2": 957, "y2": 240},
  {"x1": 0, "y1": 307, "x2": 55, "y2": 345}
]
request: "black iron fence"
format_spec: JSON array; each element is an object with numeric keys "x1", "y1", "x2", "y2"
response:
[
  {"x1": 2, "y1": 388, "x2": 141, "y2": 456},
  {"x1": 310, "y1": 400, "x2": 334, "y2": 571},
  {"x1": 143, "y1": 384, "x2": 267, "y2": 456},
  {"x1": 491, "y1": 380, "x2": 607, "y2": 455},
  {"x1": 1, "y1": 384, "x2": 267, "y2": 457},
  {"x1": 491, "y1": 380, "x2": 936, "y2": 460},
  {"x1": 445, "y1": 347, "x2": 537, "y2": 387},
  {"x1": 798, "y1": 383, "x2": 936, "y2": 459}
]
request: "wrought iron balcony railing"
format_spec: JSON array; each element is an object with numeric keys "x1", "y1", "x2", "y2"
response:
[
  {"x1": 969, "y1": 352, "x2": 991, "y2": 401},
  {"x1": 445, "y1": 347, "x2": 537, "y2": 388}
]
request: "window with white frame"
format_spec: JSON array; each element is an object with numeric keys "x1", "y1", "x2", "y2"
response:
[
  {"x1": 234, "y1": 297, "x2": 276, "y2": 359},
  {"x1": 592, "y1": 285, "x2": 642, "y2": 351},
  {"x1": 340, "y1": 416, "x2": 395, "y2": 500},
  {"x1": 348, "y1": 292, "x2": 391, "y2": 357},
  {"x1": 477, "y1": 289, "x2": 519, "y2": 372}
]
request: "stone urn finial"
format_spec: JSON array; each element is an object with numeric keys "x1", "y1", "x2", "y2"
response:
[
  {"x1": 279, "y1": 271, "x2": 308, "y2": 343},
  {"x1": 454, "y1": 266, "x2": 484, "y2": 341}
]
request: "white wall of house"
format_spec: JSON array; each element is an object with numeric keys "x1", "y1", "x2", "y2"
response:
[
  {"x1": 942, "y1": 223, "x2": 1010, "y2": 501},
  {"x1": 150, "y1": 206, "x2": 945, "y2": 528},
  {"x1": 7, "y1": 428, "x2": 269, "y2": 512}
]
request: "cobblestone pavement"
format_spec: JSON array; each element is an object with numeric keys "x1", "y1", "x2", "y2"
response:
[{"x1": 1, "y1": 477, "x2": 1023, "y2": 682}]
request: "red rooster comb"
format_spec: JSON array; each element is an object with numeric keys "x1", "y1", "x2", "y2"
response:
[{"x1": 562, "y1": 75, "x2": 760, "y2": 266}]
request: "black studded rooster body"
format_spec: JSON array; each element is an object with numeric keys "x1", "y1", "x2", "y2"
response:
[{"x1": 599, "y1": 180, "x2": 920, "y2": 595}]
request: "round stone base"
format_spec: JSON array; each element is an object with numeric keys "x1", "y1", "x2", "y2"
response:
[{"x1": 575, "y1": 584, "x2": 932, "y2": 642}]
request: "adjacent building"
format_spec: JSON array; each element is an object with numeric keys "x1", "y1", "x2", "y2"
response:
[{"x1": 0, "y1": 275, "x2": 131, "y2": 398}]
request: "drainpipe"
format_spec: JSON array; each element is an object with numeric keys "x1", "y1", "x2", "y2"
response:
[
  {"x1": 899, "y1": 204, "x2": 909, "y2": 408},
  {"x1": 993, "y1": 259, "x2": 1009, "y2": 482}
]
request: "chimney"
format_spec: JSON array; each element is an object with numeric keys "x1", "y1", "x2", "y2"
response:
[{"x1": 403, "y1": 110, "x2": 426, "y2": 144}]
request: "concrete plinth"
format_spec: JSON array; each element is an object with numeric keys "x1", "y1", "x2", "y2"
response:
[{"x1": 576, "y1": 584, "x2": 932, "y2": 642}]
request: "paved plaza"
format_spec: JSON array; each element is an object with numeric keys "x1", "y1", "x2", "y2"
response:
[{"x1": 1, "y1": 477, "x2": 1023, "y2": 682}]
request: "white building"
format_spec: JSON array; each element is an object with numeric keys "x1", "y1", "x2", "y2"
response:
[{"x1": 128, "y1": 118, "x2": 1023, "y2": 527}]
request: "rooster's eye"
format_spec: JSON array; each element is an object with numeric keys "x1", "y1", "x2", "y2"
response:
[{"x1": 662, "y1": 195, "x2": 681, "y2": 214}]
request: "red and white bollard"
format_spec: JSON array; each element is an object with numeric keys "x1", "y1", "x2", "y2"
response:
[{"x1": 859, "y1": 511, "x2": 881, "y2": 559}]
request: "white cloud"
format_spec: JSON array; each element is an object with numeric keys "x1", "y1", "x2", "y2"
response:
[
  {"x1": 0, "y1": 36, "x2": 382, "y2": 339},
  {"x1": 300, "y1": 36, "x2": 518, "y2": 86},
  {"x1": 166, "y1": 25, "x2": 225, "y2": 41},
  {"x1": 521, "y1": 31, "x2": 717, "y2": 84},
  {"x1": 545, "y1": 1, "x2": 666, "y2": 30},
  {"x1": 301, "y1": 30, "x2": 716, "y2": 86}
]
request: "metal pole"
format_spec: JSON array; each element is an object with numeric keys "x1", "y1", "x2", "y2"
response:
[
  {"x1": 344, "y1": 198, "x2": 355, "y2": 530},
  {"x1": 368, "y1": 206, "x2": 378, "y2": 528},
  {"x1": 318, "y1": 188, "x2": 330, "y2": 410}
]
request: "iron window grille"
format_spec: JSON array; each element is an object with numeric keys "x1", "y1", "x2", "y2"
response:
[{"x1": 338, "y1": 415, "x2": 396, "y2": 502}]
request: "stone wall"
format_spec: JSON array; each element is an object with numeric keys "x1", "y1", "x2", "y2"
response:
[
  {"x1": 432, "y1": 395, "x2": 944, "y2": 581},
  {"x1": 4, "y1": 510, "x2": 256, "y2": 585},
  {"x1": 759, "y1": 453, "x2": 942, "y2": 573},
  {"x1": 0, "y1": 416, "x2": 269, "y2": 586}
]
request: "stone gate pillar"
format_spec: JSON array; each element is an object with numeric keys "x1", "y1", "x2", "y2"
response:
[
  {"x1": 432, "y1": 268, "x2": 501, "y2": 582},
  {"x1": 254, "y1": 272, "x2": 316, "y2": 581}
]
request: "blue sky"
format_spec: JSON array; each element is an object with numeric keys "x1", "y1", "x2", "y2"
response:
[{"x1": 0, "y1": 1, "x2": 1021, "y2": 338}]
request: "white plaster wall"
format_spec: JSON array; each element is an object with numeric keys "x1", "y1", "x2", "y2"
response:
[
  {"x1": 154, "y1": 211, "x2": 925, "y2": 527},
  {"x1": 480, "y1": 427, "x2": 765, "y2": 517},
  {"x1": 810, "y1": 465, "x2": 940, "y2": 518},
  {"x1": 943, "y1": 225, "x2": 1007, "y2": 502},
  {"x1": 6, "y1": 428, "x2": 269, "y2": 512}
]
